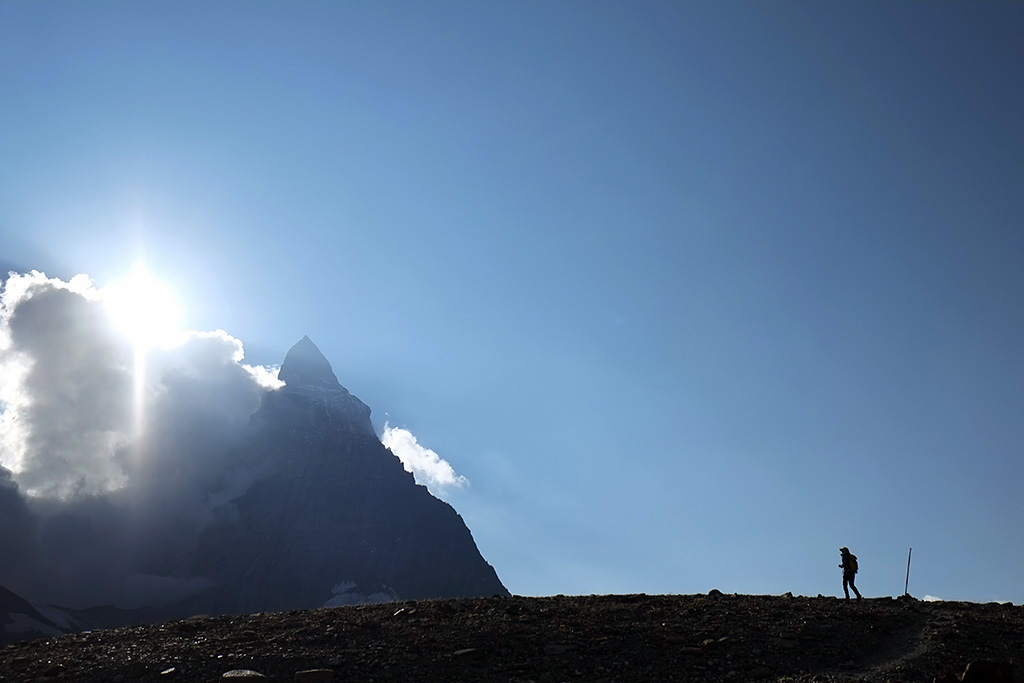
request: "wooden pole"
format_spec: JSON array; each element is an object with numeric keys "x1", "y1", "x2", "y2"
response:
[{"x1": 904, "y1": 547, "x2": 912, "y2": 596}]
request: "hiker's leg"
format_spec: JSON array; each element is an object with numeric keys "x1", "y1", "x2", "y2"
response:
[
  {"x1": 842, "y1": 575, "x2": 850, "y2": 600},
  {"x1": 850, "y1": 575, "x2": 862, "y2": 599}
]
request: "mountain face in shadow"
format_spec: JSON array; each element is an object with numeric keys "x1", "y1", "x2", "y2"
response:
[{"x1": 180, "y1": 336, "x2": 508, "y2": 615}]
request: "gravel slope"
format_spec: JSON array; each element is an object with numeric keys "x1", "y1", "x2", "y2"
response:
[{"x1": 1, "y1": 593, "x2": 1021, "y2": 683}]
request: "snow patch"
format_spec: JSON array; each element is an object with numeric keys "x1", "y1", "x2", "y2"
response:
[
  {"x1": 33, "y1": 605, "x2": 82, "y2": 631},
  {"x1": 331, "y1": 580, "x2": 358, "y2": 594},
  {"x1": 323, "y1": 580, "x2": 398, "y2": 607},
  {"x1": 4, "y1": 612, "x2": 63, "y2": 636}
]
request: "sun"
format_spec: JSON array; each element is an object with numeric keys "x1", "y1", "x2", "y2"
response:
[{"x1": 103, "y1": 265, "x2": 183, "y2": 351}]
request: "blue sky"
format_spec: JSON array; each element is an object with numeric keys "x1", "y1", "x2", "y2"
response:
[{"x1": 2, "y1": 1, "x2": 1023, "y2": 604}]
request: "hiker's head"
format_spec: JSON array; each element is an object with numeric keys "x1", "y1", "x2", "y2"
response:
[{"x1": 840, "y1": 547, "x2": 849, "y2": 554}]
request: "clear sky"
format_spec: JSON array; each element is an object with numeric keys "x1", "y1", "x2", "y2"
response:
[{"x1": 1, "y1": 1, "x2": 1022, "y2": 604}]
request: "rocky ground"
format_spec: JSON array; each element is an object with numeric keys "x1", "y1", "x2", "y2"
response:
[{"x1": 1, "y1": 593, "x2": 1021, "y2": 683}]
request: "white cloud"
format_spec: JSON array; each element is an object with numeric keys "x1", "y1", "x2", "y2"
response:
[
  {"x1": 0, "y1": 271, "x2": 281, "y2": 499},
  {"x1": 380, "y1": 423, "x2": 468, "y2": 494},
  {"x1": 245, "y1": 362, "x2": 286, "y2": 390},
  {"x1": 0, "y1": 270, "x2": 286, "y2": 607},
  {"x1": 0, "y1": 271, "x2": 134, "y2": 497}
]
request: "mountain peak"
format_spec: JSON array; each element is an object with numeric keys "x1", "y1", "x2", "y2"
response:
[{"x1": 278, "y1": 336, "x2": 340, "y2": 388}]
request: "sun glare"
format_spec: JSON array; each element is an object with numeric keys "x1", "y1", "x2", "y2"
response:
[{"x1": 103, "y1": 266, "x2": 183, "y2": 351}]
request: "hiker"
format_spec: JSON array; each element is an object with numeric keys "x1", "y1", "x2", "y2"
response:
[{"x1": 839, "y1": 547, "x2": 862, "y2": 600}]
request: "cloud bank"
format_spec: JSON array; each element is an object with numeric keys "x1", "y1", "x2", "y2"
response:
[
  {"x1": 381, "y1": 423, "x2": 468, "y2": 494},
  {"x1": 0, "y1": 271, "x2": 282, "y2": 608}
]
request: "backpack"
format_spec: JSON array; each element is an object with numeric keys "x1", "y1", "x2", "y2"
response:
[{"x1": 848, "y1": 554, "x2": 858, "y2": 573}]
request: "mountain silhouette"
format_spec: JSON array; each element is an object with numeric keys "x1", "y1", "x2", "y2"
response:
[{"x1": 176, "y1": 336, "x2": 508, "y2": 614}]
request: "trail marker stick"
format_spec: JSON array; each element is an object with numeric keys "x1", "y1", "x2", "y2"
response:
[{"x1": 905, "y1": 547, "x2": 912, "y2": 596}]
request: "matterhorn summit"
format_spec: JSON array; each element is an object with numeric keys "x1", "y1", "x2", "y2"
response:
[
  {"x1": 278, "y1": 335, "x2": 344, "y2": 388},
  {"x1": 179, "y1": 336, "x2": 508, "y2": 615}
]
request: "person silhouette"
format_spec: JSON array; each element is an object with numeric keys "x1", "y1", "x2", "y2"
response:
[{"x1": 839, "y1": 547, "x2": 862, "y2": 600}]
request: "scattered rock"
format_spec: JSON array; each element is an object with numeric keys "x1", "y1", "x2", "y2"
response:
[
  {"x1": 294, "y1": 669, "x2": 335, "y2": 682},
  {"x1": 223, "y1": 671, "x2": 269, "y2": 679}
]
